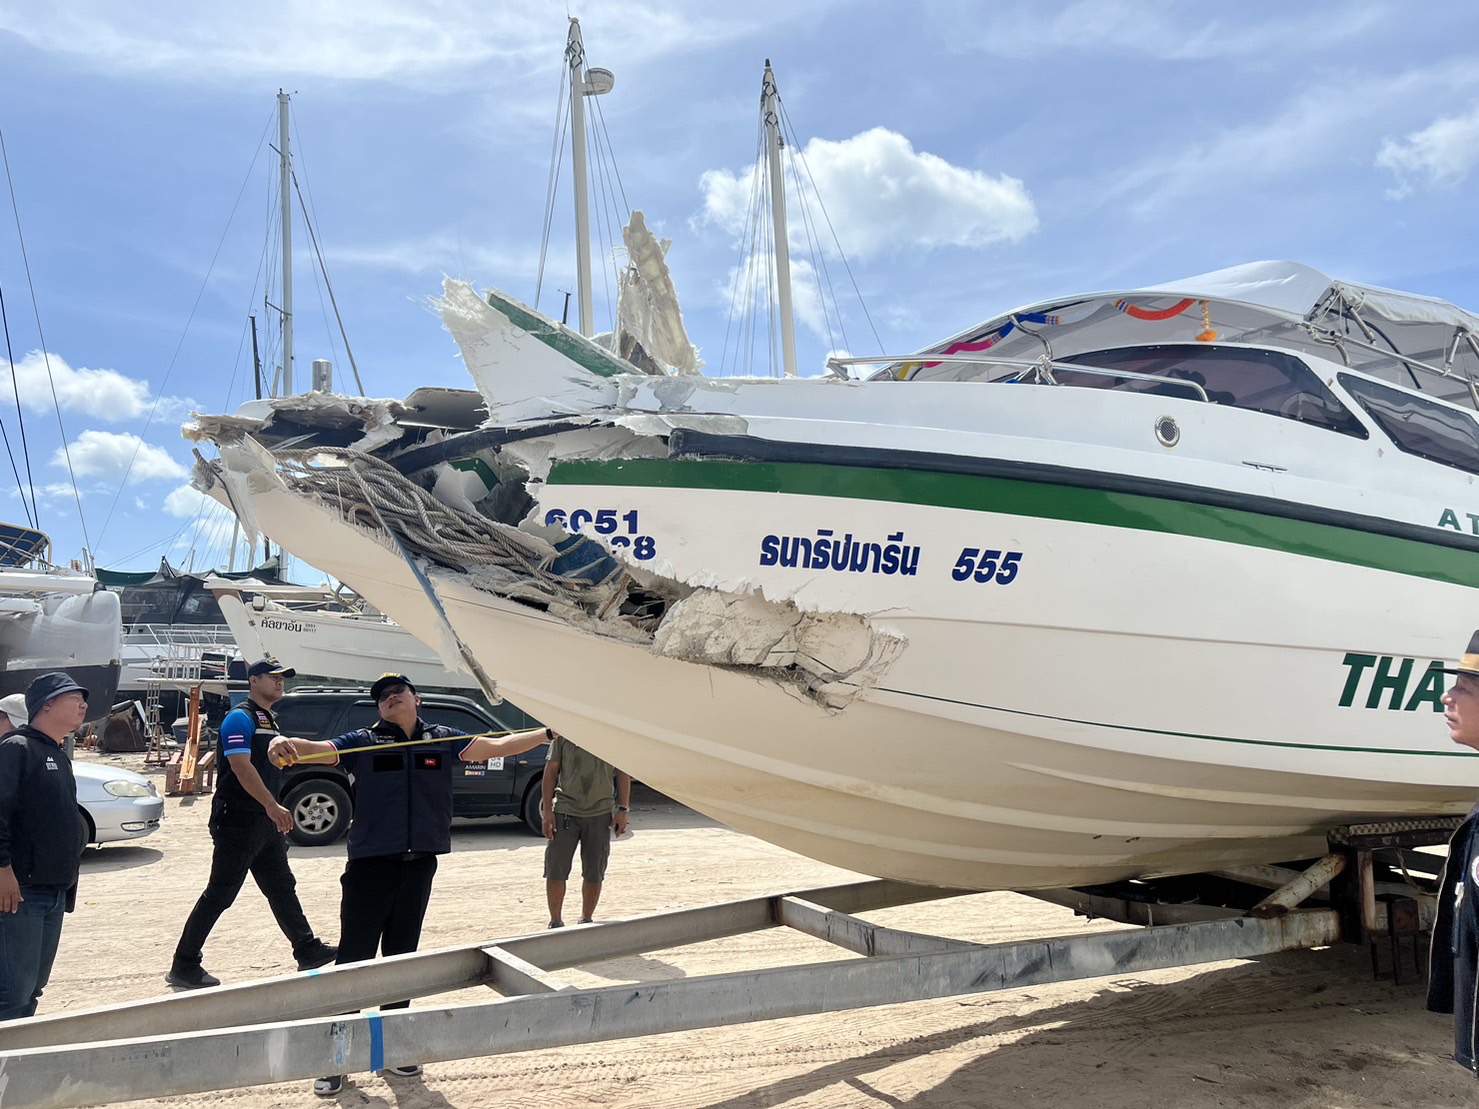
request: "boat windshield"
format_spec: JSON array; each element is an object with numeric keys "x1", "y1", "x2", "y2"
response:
[
  {"x1": 1338, "y1": 372, "x2": 1479, "y2": 475},
  {"x1": 1054, "y1": 344, "x2": 1368, "y2": 438}
]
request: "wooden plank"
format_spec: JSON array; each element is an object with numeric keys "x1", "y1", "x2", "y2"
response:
[{"x1": 0, "y1": 909, "x2": 1342, "y2": 1108}]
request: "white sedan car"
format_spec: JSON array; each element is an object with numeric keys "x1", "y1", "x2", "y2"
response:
[{"x1": 75, "y1": 762, "x2": 163, "y2": 847}]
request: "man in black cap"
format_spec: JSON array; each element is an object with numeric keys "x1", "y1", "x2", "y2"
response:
[
  {"x1": 269, "y1": 672, "x2": 552, "y2": 1096},
  {"x1": 0, "y1": 672, "x2": 89, "y2": 1018},
  {"x1": 167, "y1": 657, "x2": 335, "y2": 989},
  {"x1": 1428, "y1": 631, "x2": 1479, "y2": 1076}
]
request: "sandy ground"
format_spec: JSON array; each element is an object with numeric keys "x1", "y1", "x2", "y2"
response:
[{"x1": 32, "y1": 750, "x2": 1479, "y2": 1108}]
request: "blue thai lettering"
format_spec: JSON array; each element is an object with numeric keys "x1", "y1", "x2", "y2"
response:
[
  {"x1": 810, "y1": 529, "x2": 834, "y2": 569},
  {"x1": 831, "y1": 534, "x2": 854, "y2": 571},
  {"x1": 779, "y1": 537, "x2": 812, "y2": 568},
  {"x1": 759, "y1": 526, "x2": 920, "y2": 578}
]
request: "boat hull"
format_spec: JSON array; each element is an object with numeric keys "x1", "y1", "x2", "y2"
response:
[
  {"x1": 0, "y1": 589, "x2": 124, "y2": 722},
  {"x1": 214, "y1": 593, "x2": 476, "y2": 692},
  {"x1": 213, "y1": 466, "x2": 1477, "y2": 889}
]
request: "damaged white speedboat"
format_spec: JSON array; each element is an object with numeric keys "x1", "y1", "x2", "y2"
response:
[{"x1": 186, "y1": 259, "x2": 1479, "y2": 890}]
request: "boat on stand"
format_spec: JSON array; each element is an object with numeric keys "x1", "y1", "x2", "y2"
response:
[
  {"x1": 208, "y1": 577, "x2": 477, "y2": 692},
  {"x1": 184, "y1": 37, "x2": 1479, "y2": 893},
  {"x1": 0, "y1": 524, "x2": 122, "y2": 721}
]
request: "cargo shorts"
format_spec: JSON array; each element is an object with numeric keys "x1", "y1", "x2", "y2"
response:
[{"x1": 543, "y1": 812, "x2": 613, "y2": 884}]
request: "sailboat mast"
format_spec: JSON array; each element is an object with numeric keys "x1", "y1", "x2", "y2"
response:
[
  {"x1": 567, "y1": 21, "x2": 595, "y2": 338},
  {"x1": 278, "y1": 90, "x2": 294, "y2": 395},
  {"x1": 564, "y1": 20, "x2": 614, "y2": 339},
  {"x1": 762, "y1": 61, "x2": 798, "y2": 379}
]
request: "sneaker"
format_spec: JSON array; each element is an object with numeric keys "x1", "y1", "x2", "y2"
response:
[
  {"x1": 547, "y1": 920, "x2": 564, "y2": 929},
  {"x1": 383, "y1": 1065, "x2": 422, "y2": 1077},
  {"x1": 313, "y1": 1075, "x2": 344, "y2": 1097},
  {"x1": 297, "y1": 943, "x2": 338, "y2": 971},
  {"x1": 166, "y1": 961, "x2": 220, "y2": 989}
]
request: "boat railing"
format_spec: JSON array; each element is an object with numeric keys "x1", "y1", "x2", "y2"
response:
[
  {"x1": 828, "y1": 353, "x2": 1210, "y2": 401},
  {"x1": 125, "y1": 623, "x2": 238, "y2": 649}
]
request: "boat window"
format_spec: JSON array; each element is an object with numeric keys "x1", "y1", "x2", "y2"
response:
[
  {"x1": 1054, "y1": 344, "x2": 1368, "y2": 438},
  {"x1": 1338, "y1": 372, "x2": 1479, "y2": 474}
]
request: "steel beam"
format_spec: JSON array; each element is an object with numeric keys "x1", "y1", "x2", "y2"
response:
[
  {"x1": 1, "y1": 909, "x2": 1341, "y2": 1108},
  {"x1": 0, "y1": 879, "x2": 938, "y2": 1050}
]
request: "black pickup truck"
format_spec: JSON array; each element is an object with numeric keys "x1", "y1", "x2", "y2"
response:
[{"x1": 269, "y1": 687, "x2": 548, "y2": 846}]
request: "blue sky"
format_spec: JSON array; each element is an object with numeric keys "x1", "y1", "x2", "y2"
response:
[{"x1": 3, "y1": 0, "x2": 1479, "y2": 576}]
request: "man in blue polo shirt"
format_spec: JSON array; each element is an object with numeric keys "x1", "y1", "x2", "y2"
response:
[
  {"x1": 167, "y1": 657, "x2": 335, "y2": 989},
  {"x1": 269, "y1": 672, "x2": 552, "y2": 1096}
]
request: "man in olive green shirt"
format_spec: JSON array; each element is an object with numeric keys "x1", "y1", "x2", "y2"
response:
[{"x1": 542, "y1": 735, "x2": 630, "y2": 927}]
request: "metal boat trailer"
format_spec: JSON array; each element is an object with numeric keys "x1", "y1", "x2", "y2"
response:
[{"x1": 0, "y1": 818, "x2": 1456, "y2": 1107}]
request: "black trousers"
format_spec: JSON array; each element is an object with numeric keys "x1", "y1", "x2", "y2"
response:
[
  {"x1": 336, "y1": 854, "x2": 438, "y2": 1011},
  {"x1": 174, "y1": 816, "x2": 317, "y2": 964}
]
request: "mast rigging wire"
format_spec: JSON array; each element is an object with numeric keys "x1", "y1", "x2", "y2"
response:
[
  {"x1": 535, "y1": 66, "x2": 572, "y2": 313},
  {"x1": 93, "y1": 108, "x2": 277, "y2": 559},
  {"x1": 0, "y1": 127, "x2": 92, "y2": 560},
  {"x1": 0, "y1": 284, "x2": 37, "y2": 528},
  {"x1": 778, "y1": 98, "x2": 882, "y2": 354},
  {"x1": 288, "y1": 107, "x2": 364, "y2": 394}
]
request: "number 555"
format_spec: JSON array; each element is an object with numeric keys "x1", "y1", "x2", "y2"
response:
[{"x1": 950, "y1": 548, "x2": 1022, "y2": 584}]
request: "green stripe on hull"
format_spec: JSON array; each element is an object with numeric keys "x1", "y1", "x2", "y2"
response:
[
  {"x1": 888, "y1": 685, "x2": 1472, "y2": 760},
  {"x1": 547, "y1": 458, "x2": 1479, "y2": 587},
  {"x1": 484, "y1": 290, "x2": 631, "y2": 378}
]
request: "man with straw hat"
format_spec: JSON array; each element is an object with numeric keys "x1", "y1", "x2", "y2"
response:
[{"x1": 268, "y1": 671, "x2": 553, "y2": 1096}]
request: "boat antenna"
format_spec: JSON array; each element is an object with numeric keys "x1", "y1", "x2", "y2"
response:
[{"x1": 250, "y1": 313, "x2": 263, "y2": 400}]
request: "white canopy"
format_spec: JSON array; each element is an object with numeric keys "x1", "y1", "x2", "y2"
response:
[{"x1": 906, "y1": 261, "x2": 1479, "y2": 401}]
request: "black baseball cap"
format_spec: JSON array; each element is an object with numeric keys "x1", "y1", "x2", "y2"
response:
[
  {"x1": 370, "y1": 673, "x2": 416, "y2": 701},
  {"x1": 247, "y1": 657, "x2": 296, "y2": 679},
  {"x1": 25, "y1": 672, "x2": 89, "y2": 721}
]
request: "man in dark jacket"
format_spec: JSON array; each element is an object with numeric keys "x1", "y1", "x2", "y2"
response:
[
  {"x1": 0, "y1": 672, "x2": 89, "y2": 1019},
  {"x1": 269, "y1": 672, "x2": 552, "y2": 1096},
  {"x1": 1427, "y1": 630, "x2": 1479, "y2": 1074},
  {"x1": 167, "y1": 657, "x2": 335, "y2": 989}
]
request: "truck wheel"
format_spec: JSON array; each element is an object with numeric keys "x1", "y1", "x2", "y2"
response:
[
  {"x1": 282, "y1": 779, "x2": 352, "y2": 846},
  {"x1": 521, "y1": 783, "x2": 545, "y2": 836}
]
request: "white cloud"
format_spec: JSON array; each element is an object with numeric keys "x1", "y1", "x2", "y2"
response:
[
  {"x1": 327, "y1": 236, "x2": 541, "y2": 279},
  {"x1": 0, "y1": 351, "x2": 151, "y2": 421},
  {"x1": 162, "y1": 484, "x2": 221, "y2": 518},
  {"x1": 53, "y1": 430, "x2": 188, "y2": 484},
  {"x1": 8, "y1": 482, "x2": 83, "y2": 509},
  {"x1": 1098, "y1": 63, "x2": 1479, "y2": 218},
  {"x1": 967, "y1": 0, "x2": 1386, "y2": 61},
  {"x1": 1377, "y1": 104, "x2": 1479, "y2": 199},
  {"x1": 0, "y1": 2, "x2": 755, "y2": 85},
  {"x1": 695, "y1": 128, "x2": 1037, "y2": 261}
]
